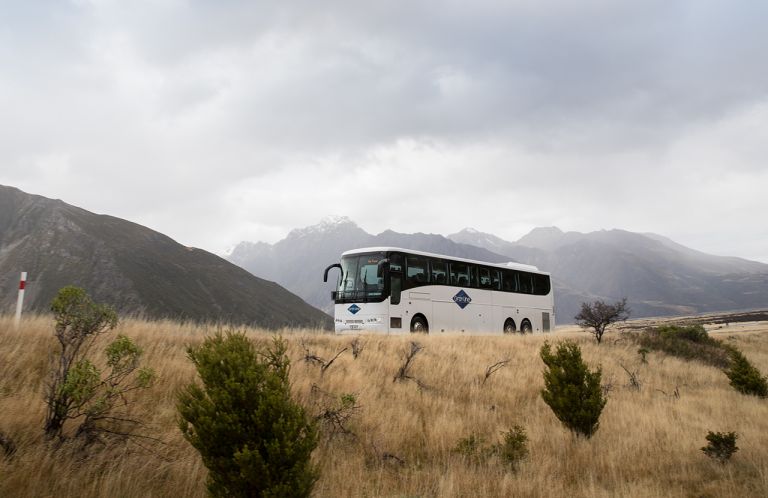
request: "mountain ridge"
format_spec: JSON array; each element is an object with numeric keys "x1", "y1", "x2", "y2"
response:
[{"x1": 0, "y1": 185, "x2": 331, "y2": 329}]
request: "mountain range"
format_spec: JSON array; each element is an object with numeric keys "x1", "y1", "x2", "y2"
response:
[
  {"x1": 0, "y1": 185, "x2": 331, "y2": 329},
  {"x1": 4, "y1": 182, "x2": 765, "y2": 328},
  {"x1": 228, "y1": 218, "x2": 768, "y2": 323}
]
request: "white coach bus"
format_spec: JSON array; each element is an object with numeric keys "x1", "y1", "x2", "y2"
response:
[{"x1": 323, "y1": 247, "x2": 555, "y2": 335}]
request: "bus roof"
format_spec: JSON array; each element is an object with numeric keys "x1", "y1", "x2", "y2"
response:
[{"x1": 340, "y1": 247, "x2": 547, "y2": 275}]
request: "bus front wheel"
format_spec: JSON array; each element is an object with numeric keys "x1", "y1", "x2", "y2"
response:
[
  {"x1": 411, "y1": 316, "x2": 428, "y2": 333},
  {"x1": 503, "y1": 319, "x2": 516, "y2": 334},
  {"x1": 521, "y1": 320, "x2": 533, "y2": 334}
]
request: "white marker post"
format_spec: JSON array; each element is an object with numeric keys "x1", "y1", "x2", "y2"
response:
[{"x1": 14, "y1": 272, "x2": 27, "y2": 329}]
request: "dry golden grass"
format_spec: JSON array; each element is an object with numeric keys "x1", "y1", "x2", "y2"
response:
[{"x1": 2, "y1": 314, "x2": 768, "y2": 497}]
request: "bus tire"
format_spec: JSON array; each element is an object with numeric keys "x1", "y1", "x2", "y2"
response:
[
  {"x1": 503, "y1": 319, "x2": 516, "y2": 334},
  {"x1": 521, "y1": 320, "x2": 533, "y2": 334},
  {"x1": 411, "y1": 315, "x2": 428, "y2": 333}
]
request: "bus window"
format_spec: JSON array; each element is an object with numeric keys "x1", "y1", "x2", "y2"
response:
[
  {"x1": 479, "y1": 267, "x2": 492, "y2": 288},
  {"x1": 533, "y1": 274, "x2": 551, "y2": 295},
  {"x1": 502, "y1": 270, "x2": 518, "y2": 292},
  {"x1": 519, "y1": 272, "x2": 533, "y2": 294},
  {"x1": 450, "y1": 262, "x2": 471, "y2": 287},
  {"x1": 406, "y1": 256, "x2": 428, "y2": 288},
  {"x1": 490, "y1": 269, "x2": 501, "y2": 290},
  {"x1": 469, "y1": 265, "x2": 479, "y2": 287},
  {"x1": 430, "y1": 259, "x2": 448, "y2": 285}
]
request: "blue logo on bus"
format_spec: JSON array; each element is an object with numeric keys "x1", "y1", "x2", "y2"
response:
[
  {"x1": 348, "y1": 304, "x2": 361, "y2": 315},
  {"x1": 453, "y1": 290, "x2": 472, "y2": 309}
]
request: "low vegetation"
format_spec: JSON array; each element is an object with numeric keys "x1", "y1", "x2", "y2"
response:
[
  {"x1": 540, "y1": 341, "x2": 606, "y2": 438},
  {"x1": 701, "y1": 431, "x2": 739, "y2": 464},
  {"x1": 635, "y1": 324, "x2": 730, "y2": 368},
  {"x1": 44, "y1": 287, "x2": 155, "y2": 445},
  {"x1": 634, "y1": 324, "x2": 768, "y2": 398},
  {"x1": 1, "y1": 315, "x2": 768, "y2": 497},
  {"x1": 178, "y1": 332, "x2": 318, "y2": 497},
  {"x1": 725, "y1": 348, "x2": 768, "y2": 398}
]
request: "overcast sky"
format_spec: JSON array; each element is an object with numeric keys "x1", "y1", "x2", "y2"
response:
[{"x1": 1, "y1": 1, "x2": 767, "y2": 262}]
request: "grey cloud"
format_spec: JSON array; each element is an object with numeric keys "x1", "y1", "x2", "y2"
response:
[{"x1": 0, "y1": 1, "x2": 766, "y2": 262}]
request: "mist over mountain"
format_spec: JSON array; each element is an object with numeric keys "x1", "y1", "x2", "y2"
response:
[
  {"x1": 0, "y1": 185, "x2": 331, "y2": 329},
  {"x1": 229, "y1": 218, "x2": 768, "y2": 323}
]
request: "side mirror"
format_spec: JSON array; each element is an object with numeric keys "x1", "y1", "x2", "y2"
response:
[{"x1": 323, "y1": 263, "x2": 341, "y2": 283}]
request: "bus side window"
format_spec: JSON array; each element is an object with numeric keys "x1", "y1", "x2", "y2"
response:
[
  {"x1": 469, "y1": 265, "x2": 479, "y2": 288},
  {"x1": 406, "y1": 256, "x2": 428, "y2": 289},
  {"x1": 501, "y1": 270, "x2": 514, "y2": 292},
  {"x1": 479, "y1": 267, "x2": 492, "y2": 288},
  {"x1": 450, "y1": 262, "x2": 470, "y2": 287},
  {"x1": 430, "y1": 259, "x2": 448, "y2": 285},
  {"x1": 490, "y1": 269, "x2": 501, "y2": 290},
  {"x1": 519, "y1": 272, "x2": 533, "y2": 294},
  {"x1": 534, "y1": 274, "x2": 551, "y2": 295}
]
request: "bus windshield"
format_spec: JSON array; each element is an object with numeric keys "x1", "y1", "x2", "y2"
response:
[{"x1": 337, "y1": 252, "x2": 386, "y2": 302}]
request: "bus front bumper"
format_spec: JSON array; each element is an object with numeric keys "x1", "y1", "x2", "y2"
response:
[{"x1": 334, "y1": 316, "x2": 388, "y2": 334}]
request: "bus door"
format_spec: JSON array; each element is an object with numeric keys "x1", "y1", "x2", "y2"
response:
[{"x1": 387, "y1": 254, "x2": 405, "y2": 333}]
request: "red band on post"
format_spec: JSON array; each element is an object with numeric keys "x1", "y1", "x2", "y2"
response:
[{"x1": 19, "y1": 281, "x2": 25, "y2": 290}]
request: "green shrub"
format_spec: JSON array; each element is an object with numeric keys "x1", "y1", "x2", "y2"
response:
[
  {"x1": 540, "y1": 341, "x2": 606, "y2": 438},
  {"x1": 453, "y1": 427, "x2": 529, "y2": 470},
  {"x1": 491, "y1": 426, "x2": 529, "y2": 469},
  {"x1": 701, "y1": 431, "x2": 738, "y2": 463},
  {"x1": 725, "y1": 348, "x2": 768, "y2": 398},
  {"x1": 44, "y1": 286, "x2": 154, "y2": 444},
  {"x1": 177, "y1": 332, "x2": 318, "y2": 497},
  {"x1": 635, "y1": 325, "x2": 729, "y2": 368}
]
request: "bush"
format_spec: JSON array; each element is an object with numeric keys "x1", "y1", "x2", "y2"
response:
[
  {"x1": 635, "y1": 325, "x2": 730, "y2": 368},
  {"x1": 452, "y1": 426, "x2": 529, "y2": 470},
  {"x1": 725, "y1": 348, "x2": 768, "y2": 398},
  {"x1": 492, "y1": 426, "x2": 529, "y2": 470},
  {"x1": 177, "y1": 332, "x2": 318, "y2": 497},
  {"x1": 540, "y1": 341, "x2": 606, "y2": 438},
  {"x1": 701, "y1": 431, "x2": 738, "y2": 463},
  {"x1": 44, "y1": 286, "x2": 154, "y2": 444}
]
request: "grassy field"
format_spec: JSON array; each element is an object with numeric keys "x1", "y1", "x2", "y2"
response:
[{"x1": 1, "y1": 314, "x2": 767, "y2": 497}]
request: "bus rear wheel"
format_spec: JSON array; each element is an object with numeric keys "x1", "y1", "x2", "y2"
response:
[
  {"x1": 521, "y1": 320, "x2": 533, "y2": 334},
  {"x1": 410, "y1": 316, "x2": 428, "y2": 333},
  {"x1": 503, "y1": 319, "x2": 516, "y2": 334}
]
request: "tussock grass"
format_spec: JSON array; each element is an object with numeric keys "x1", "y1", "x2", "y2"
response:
[{"x1": 2, "y1": 314, "x2": 768, "y2": 497}]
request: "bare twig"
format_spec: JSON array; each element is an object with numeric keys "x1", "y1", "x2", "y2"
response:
[
  {"x1": 619, "y1": 363, "x2": 641, "y2": 391},
  {"x1": 656, "y1": 384, "x2": 686, "y2": 400},
  {"x1": 393, "y1": 342, "x2": 425, "y2": 388},
  {"x1": 310, "y1": 384, "x2": 361, "y2": 439},
  {"x1": 482, "y1": 358, "x2": 511, "y2": 386},
  {"x1": 321, "y1": 347, "x2": 348, "y2": 375},
  {"x1": 300, "y1": 340, "x2": 348, "y2": 375}
]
